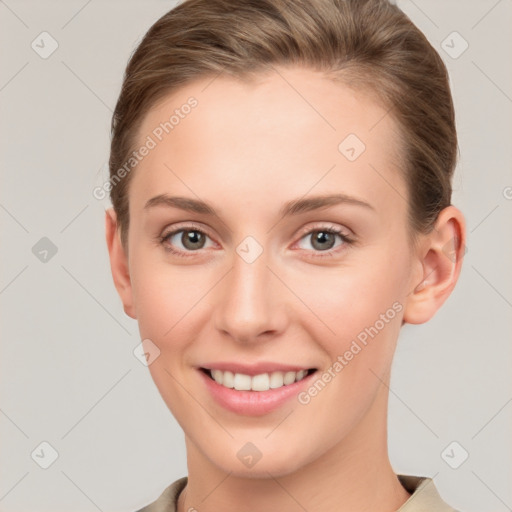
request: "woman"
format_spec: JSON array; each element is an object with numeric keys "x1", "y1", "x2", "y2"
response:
[{"x1": 105, "y1": 0, "x2": 466, "y2": 510}]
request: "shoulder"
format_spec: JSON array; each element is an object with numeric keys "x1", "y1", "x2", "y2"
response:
[
  {"x1": 397, "y1": 474, "x2": 463, "y2": 512},
  {"x1": 134, "y1": 476, "x2": 188, "y2": 512},
  {"x1": 133, "y1": 474, "x2": 464, "y2": 512}
]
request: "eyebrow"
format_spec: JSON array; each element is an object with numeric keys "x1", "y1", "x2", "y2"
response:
[{"x1": 143, "y1": 193, "x2": 375, "y2": 217}]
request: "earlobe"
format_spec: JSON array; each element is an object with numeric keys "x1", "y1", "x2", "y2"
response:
[
  {"x1": 105, "y1": 208, "x2": 137, "y2": 319},
  {"x1": 403, "y1": 206, "x2": 466, "y2": 325}
]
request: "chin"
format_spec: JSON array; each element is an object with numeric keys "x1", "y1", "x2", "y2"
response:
[{"x1": 208, "y1": 446, "x2": 309, "y2": 479}]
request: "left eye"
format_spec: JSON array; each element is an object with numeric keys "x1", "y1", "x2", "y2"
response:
[{"x1": 296, "y1": 227, "x2": 350, "y2": 254}]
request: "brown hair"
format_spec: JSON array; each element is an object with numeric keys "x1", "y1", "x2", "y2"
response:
[{"x1": 109, "y1": 0, "x2": 457, "y2": 252}]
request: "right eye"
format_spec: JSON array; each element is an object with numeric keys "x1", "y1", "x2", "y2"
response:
[{"x1": 158, "y1": 225, "x2": 217, "y2": 257}]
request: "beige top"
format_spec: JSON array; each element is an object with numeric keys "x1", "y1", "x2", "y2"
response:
[{"x1": 135, "y1": 474, "x2": 461, "y2": 511}]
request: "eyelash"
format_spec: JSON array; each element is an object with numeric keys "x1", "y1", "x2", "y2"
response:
[{"x1": 157, "y1": 223, "x2": 354, "y2": 259}]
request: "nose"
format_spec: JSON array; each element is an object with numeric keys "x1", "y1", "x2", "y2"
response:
[{"x1": 213, "y1": 248, "x2": 289, "y2": 344}]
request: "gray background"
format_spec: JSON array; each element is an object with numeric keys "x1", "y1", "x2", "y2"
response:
[{"x1": 1, "y1": 0, "x2": 511, "y2": 511}]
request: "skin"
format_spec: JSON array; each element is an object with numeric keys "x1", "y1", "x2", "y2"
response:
[{"x1": 105, "y1": 66, "x2": 466, "y2": 512}]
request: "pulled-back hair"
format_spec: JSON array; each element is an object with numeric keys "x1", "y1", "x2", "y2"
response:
[{"x1": 109, "y1": 0, "x2": 457, "y2": 251}]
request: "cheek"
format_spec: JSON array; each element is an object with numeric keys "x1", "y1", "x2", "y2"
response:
[
  {"x1": 130, "y1": 258, "x2": 211, "y2": 418},
  {"x1": 130, "y1": 252, "x2": 210, "y2": 340},
  {"x1": 293, "y1": 262, "x2": 405, "y2": 339},
  {"x1": 289, "y1": 249, "x2": 408, "y2": 383}
]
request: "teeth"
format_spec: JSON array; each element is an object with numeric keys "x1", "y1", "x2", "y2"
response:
[
  {"x1": 251, "y1": 373, "x2": 269, "y2": 391},
  {"x1": 233, "y1": 372, "x2": 252, "y2": 390},
  {"x1": 209, "y1": 368, "x2": 310, "y2": 391}
]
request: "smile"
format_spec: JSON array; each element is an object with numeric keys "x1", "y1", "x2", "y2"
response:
[
  {"x1": 198, "y1": 366, "x2": 319, "y2": 416},
  {"x1": 202, "y1": 368, "x2": 317, "y2": 391}
]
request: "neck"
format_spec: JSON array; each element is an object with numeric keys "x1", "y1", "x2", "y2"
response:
[{"x1": 177, "y1": 382, "x2": 410, "y2": 512}]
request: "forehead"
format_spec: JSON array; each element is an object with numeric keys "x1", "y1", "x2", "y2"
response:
[{"x1": 130, "y1": 66, "x2": 406, "y2": 219}]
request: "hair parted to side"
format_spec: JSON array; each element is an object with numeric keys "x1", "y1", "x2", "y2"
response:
[{"x1": 109, "y1": 0, "x2": 457, "y2": 253}]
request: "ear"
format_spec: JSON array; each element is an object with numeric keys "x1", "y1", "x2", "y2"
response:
[
  {"x1": 403, "y1": 205, "x2": 466, "y2": 324},
  {"x1": 105, "y1": 208, "x2": 137, "y2": 319}
]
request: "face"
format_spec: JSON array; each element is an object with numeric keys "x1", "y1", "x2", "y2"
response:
[{"x1": 121, "y1": 66, "x2": 423, "y2": 476}]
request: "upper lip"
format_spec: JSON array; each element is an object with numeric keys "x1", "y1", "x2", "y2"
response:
[{"x1": 199, "y1": 362, "x2": 316, "y2": 376}]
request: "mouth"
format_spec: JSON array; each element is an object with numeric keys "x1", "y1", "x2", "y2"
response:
[
  {"x1": 199, "y1": 367, "x2": 318, "y2": 392},
  {"x1": 198, "y1": 366, "x2": 319, "y2": 416}
]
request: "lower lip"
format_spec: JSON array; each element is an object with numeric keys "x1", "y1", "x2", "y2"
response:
[{"x1": 198, "y1": 369, "x2": 317, "y2": 416}]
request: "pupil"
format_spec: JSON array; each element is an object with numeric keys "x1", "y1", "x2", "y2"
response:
[
  {"x1": 314, "y1": 231, "x2": 334, "y2": 251},
  {"x1": 184, "y1": 230, "x2": 204, "y2": 249}
]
